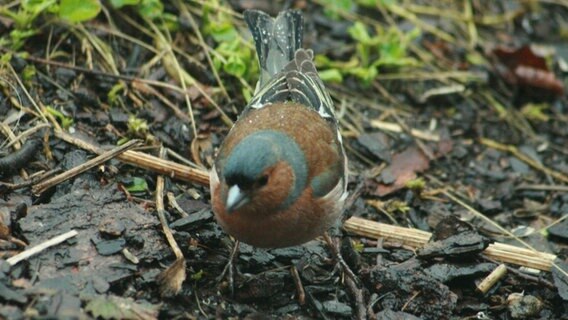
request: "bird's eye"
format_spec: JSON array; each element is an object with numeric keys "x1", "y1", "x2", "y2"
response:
[{"x1": 257, "y1": 175, "x2": 269, "y2": 186}]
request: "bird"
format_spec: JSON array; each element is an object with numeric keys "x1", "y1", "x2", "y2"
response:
[{"x1": 209, "y1": 9, "x2": 347, "y2": 248}]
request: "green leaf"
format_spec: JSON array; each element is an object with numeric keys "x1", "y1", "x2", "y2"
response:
[
  {"x1": 22, "y1": 0, "x2": 57, "y2": 16},
  {"x1": 45, "y1": 106, "x2": 74, "y2": 129},
  {"x1": 314, "y1": 54, "x2": 332, "y2": 67},
  {"x1": 59, "y1": 0, "x2": 101, "y2": 23},
  {"x1": 466, "y1": 52, "x2": 487, "y2": 66},
  {"x1": 127, "y1": 116, "x2": 149, "y2": 136},
  {"x1": 137, "y1": 0, "x2": 163, "y2": 20},
  {"x1": 348, "y1": 66, "x2": 377, "y2": 85},
  {"x1": 405, "y1": 177, "x2": 426, "y2": 191},
  {"x1": 521, "y1": 103, "x2": 550, "y2": 122},
  {"x1": 321, "y1": 0, "x2": 352, "y2": 20},
  {"x1": 0, "y1": 53, "x2": 12, "y2": 64},
  {"x1": 315, "y1": 54, "x2": 359, "y2": 70},
  {"x1": 242, "y1": 86, "x2": 252, "y2": 103},
  {"x1": 207, "y1": 21, "x2": 237, "y2": 43},
  {"x1": 108, "y1": 0, "x2": 140, "y2": 9},
  {"x1": 318, "y1": 69, "x2": 343, "y2": 83},
  {"x1": 22, "y1": 65, "x2": 36, "y2": 82},
  {"x1": 85, "y1": 295, "x2": 159, "y2": 320},
  {"x1": 161, "y1": 12, "x2": 179, "y2": 32},
  {"x1": 352, "y1": 240, "x2": 364, "y2": 252},
  {"x1": 125, "y1": 177, "x2": 148, "y2": 193},
  {"x1": 224, "y1": 55, "x2": 246, "y2": 77},
  {"x1": 348, "y1": 21, "x2": 371, "y2": 43},
  {"x1": 107, "y1": 82, "x2": 126, "y2": 104},
  {"x1": 191, "y1": 269, "x2": 204, "y2": 281},
  {"x1": 356, "y1": 0, "x2": 379, "y2": 7},
  {"x1": 212, "y1": 55, "x2": 223, "y2": 72},
  {"x1": 9, "y1": 29, "x2": 37, "y2": 49}
]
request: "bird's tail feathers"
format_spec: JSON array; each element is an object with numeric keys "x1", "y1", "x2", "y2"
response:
[{"x1": 244, "y1": 10, "x2": 303, "y2": 89}]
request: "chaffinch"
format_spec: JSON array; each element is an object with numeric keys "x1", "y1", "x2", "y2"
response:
[{"x1": 210, "y1": 9, "x2": 347, "y2": 248}]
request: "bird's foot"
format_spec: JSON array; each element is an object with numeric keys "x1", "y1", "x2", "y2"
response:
[
  {"x1": 323, "y1": 232, "x2": 361, "y2": 287},
  {"x1": 216, "y1": 240, "x2": 240, "y2": 296}
]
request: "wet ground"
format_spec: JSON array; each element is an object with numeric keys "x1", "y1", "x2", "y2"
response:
[{"x1": 0, "y1": 1, "x2": 567, "y2": 319}]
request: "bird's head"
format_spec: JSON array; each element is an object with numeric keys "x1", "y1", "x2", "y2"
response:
[{"x1": 220, "y1": 130, "x2": 308, "y2": 214}]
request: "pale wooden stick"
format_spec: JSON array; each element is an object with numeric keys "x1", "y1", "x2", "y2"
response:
[
  {"x1": 32, "y1": 139, "x2": 141, "y2": 194},
  {"x1": 290, "y1": 266, "x2": 306, "y2": 305},
  {"x1": 477, "y1": 264, "x2": 507, "y2": 294},
  {"x1": 155, "y1": 147, "x2": 186, "y2": 297},
  {"x1": 2, "y1": 123, "x2": 50, "y2": 149},
  {"x1": 155, "y1": 147, "x2": 184, "y2": 260},
  {"x1": 7, "y1": 230, "x2": 78, "y2": 266},
  {"x1": 343, "y1": 217, "x2": 557, "y2": 271},
  {"x1": 370, "y1": 120, "x2": 440, "y2": 142},
  {"x1": 54, "y1": 130, "x2": 210, "y2": 186},
  {"x1": 167, "y1": 192, "x2": 189, "y2": 218}
]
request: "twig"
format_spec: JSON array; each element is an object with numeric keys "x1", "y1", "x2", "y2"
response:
[
  {"x1": 464, "y1": 0, "x2": 478, "y2": 48},
  {"x1": 155, "y1": 153, "x2": 182, "y2": 258},
  {"x1": 372, "y1": 82, "x2": 435, "y2": 160},
  {"x1": 148, "y1": 19, "x2": 198, "y2": 138},
  {"x1": 343, "y1": 216, "x2": 557, "y2": 271},
  {"x1": 0, "y1": 123, "x2": 20, "y2": 150},
  {"x1": 155, "y1": 147, "x2": 186, "y2": 297},
  {"x1": 401, "y1": 291, "x2": 420, "y2": 312},
  {"x1": 345, "y1": 275, "x2": 367, "y2": 320},
  {"x1": 477, "y1": 264, "x2": 507, "y2": 294},
  {"x1": 121, "y1": 248, "x2": 140, "y2": 264},
  {"x1": 367, "y1": 293, "x2": 380, "y2": 320},
  {"x1": 0, "y1": 168, "x2": 61, "y2": 191},
  {"x1": 504, "y1": 264, "x2": 556, "y2": 289},
  {"x1": 515, "y1": 184, "x2": 568, "y2": 192},
  {"x1": 6, "y1": 63, "x2": 49, "y2": 124},
  {"x1": 481, "y1": 138, "x2": 568, "y2": 183},
  {"x1": 167, "y1": 192, "x2": 189, "y2": 218},
  {"x1": 290, "y1": 265, "x2": 306, "y2": 306},
  {"x1": 542, "y1": 214, "x2": 568, "y2": 232},
  {"x1": 0, "y1": 48, "x2": 234, "y2": 127},
  {"x1": 392, "y1": 112, "x2": 435, "y2": 160},
  {"x1": 54, "y1": 130, "x2": 210, "y2": 186},
  {"x1": 217, "y1": 240, "x2": 239, "y2": 296},
  {"x1": 7, "y1": 230, "x2": 78, "y2": 266},
  {"x1": 32, "y1": 139, "x2": 141, "y2": 194},
  {"x1": 131, "y1": 81, "x2": 191, "y2": 123},
  {"x1": 1, "y1": 123, "x2": 50, "y2": 149},
  {"x1": 426, "y1": 176, "x2": 568, "y2": 278},
  {"x1": 370, "y1": 119, "x2": 440, "y2": 142},
  {"x1": 177, "y1": 1, "x2": 229, "y2": 99},
  {"x1": 385, "y1": 4, "x2": 455, "y2": 42}
]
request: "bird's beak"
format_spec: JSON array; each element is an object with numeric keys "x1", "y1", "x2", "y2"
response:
[{"x1": 225, "y1": 185, "x2": 249, "y2": 213}]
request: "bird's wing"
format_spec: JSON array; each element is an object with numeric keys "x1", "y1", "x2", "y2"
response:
[{"x1": 246, "y1": 49, "x2": 337, "y2": 121}]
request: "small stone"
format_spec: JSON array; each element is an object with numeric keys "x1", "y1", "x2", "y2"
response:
[
  {"x1": 98, "y1": 218, "x2": 126, "y2": 238},
  {"x1": 507, "y1": 294, "x2": 542, "y2": 319},
  {"x1": 92, "y1": 238, "x2": 126, "y2": 256}
]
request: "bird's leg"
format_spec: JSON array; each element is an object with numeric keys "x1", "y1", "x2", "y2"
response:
[
  {"x1": 323, "y1": 232, "x2": 360, "y2": 286},
  {"x1": 217, "y1": 239, "x2": 240, "y2": 296},
  {"x1": 323, "y1": 232, "x2": 367, "y2": 319},
  {"x1": 290, "y1": 265, "x2": 306, "y2": 305}
]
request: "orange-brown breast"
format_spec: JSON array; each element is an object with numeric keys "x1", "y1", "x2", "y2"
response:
[{"x1": 212, "y1": 102, "x2": 344, "y2": 248}]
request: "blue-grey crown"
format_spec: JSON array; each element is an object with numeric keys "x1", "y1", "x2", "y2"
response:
[{"x1": 223, "y1": 130, "x2": 308, "y2": 209}]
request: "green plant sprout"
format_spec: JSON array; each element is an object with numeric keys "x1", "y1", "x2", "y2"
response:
[
  {"x1": 202, "y1": 0, "x2": 257, "y2": 102},
  {"x1": 45, "y1": 105, "x2": 74, "y2": 129},
  {"x1": 317, "y1": 21, "x2": 420, "y2": 85}
]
